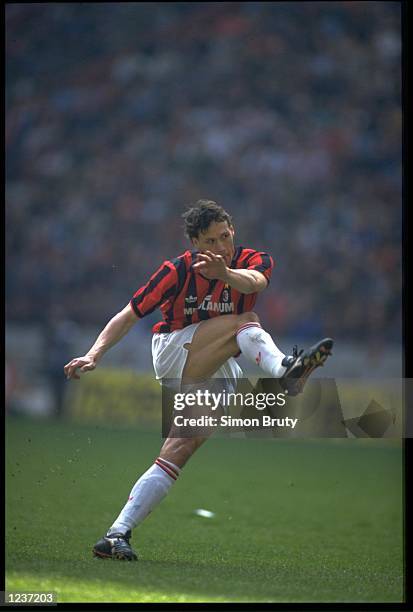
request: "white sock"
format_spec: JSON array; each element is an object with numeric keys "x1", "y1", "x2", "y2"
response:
[
  {"x1": 236, "y1": 322, "x2": 287, "y2": 377},
  {"x1": 108, "y1": 457, "x2": 180, "y2": 535}
]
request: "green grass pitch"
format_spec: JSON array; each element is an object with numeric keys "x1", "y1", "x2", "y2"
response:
[{"x1": 5, "y1": 415, "x2": 404, "y2": 603}]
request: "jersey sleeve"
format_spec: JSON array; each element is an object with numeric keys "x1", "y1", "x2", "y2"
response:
[
  {"x1": 130, "y1": 261, "x2": 179, "y2": 318},
  {"x1": 245, "y1": 251, "x2": 274, "y2": 284}
]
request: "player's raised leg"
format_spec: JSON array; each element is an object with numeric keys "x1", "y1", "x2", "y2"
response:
[
  {"x1": 180, "y1": 311, "x2": 287, "y2": 382},
  {"x1": 181, "y1": 312, "x2": 333, "y2": 395}
]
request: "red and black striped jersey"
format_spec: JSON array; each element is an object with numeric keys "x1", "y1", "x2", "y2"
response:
[{"x1": 130, "y1": 246, "x2": 274, "y2": 334}]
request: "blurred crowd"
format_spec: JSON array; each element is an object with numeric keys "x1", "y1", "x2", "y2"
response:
[{"x1": 6, "y1": 2, "x2": 401, "y2": 347}]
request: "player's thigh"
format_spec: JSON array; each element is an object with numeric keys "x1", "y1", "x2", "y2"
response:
[{"x1": 182, "y1": 312, "x2": 259, "y2": 381}]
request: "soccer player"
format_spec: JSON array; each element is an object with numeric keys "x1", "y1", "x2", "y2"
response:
[{"x1": 64, "y1": 200, "x2": 333, "y2": 561}]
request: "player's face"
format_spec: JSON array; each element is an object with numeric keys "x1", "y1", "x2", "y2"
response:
[{"x1": 192, "y1": 221, "x2": 235, "y2": 266}]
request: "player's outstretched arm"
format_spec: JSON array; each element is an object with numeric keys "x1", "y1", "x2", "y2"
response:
[{"x1": 64, "y1": 303, "x2": 138, "y2": 380}]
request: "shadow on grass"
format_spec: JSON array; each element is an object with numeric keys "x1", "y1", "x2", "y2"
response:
[{"x1": 6, "y1": 554, "x2": 404, "y2": 604}]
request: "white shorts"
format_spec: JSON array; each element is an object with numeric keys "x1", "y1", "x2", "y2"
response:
[{"x1": 151, "y1": 322, "x2": 243, "y2": 389}]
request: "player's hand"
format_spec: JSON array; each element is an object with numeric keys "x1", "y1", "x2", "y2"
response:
[
  {"x1": 192, "y1": 251, "x2": 228, "y2": 281},
  {"x1": 64, "y1": 355, "x2": 97, "y2": 380}
]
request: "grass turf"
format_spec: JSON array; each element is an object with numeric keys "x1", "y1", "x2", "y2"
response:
[{"x1": 5, "y1": 415, "x2": 404, "y2": 603}]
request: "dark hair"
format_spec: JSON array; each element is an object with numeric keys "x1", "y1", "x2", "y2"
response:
[{"x1": 182, "y1": 199, "x2": 233, "y2": 240}]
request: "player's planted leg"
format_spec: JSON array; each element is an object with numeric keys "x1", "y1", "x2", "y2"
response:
[
  {"x1": 93, "y1": 530, "x2": 137, "y2": 561},
  {"x1": 92, "y1": 437, "x2": 207, "y2": 561}
]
